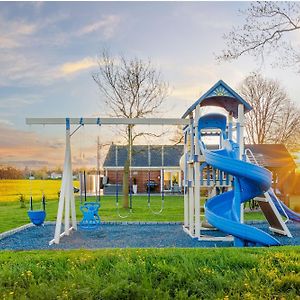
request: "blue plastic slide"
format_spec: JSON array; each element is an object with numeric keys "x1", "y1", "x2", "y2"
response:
[
  {"x1": 268, "y1": 189, "x2": 300, "y2": 223},
  {"x1": 199, "y1": 114, "x2": 280, "y2": 246}
]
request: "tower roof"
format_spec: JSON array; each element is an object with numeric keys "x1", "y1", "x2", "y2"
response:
[{"x1": 182, "y1": 80, "x2": 252, "y2": 119}]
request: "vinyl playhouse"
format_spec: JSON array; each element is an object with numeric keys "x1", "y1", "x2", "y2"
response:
[{"x1": 1, "y1": 80, "x2": 300, "y2": 249}]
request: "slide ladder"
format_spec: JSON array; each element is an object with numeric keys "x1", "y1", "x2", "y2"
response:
[{"x1": 245, "y1": 149, "x2": 292, "y2": 237}]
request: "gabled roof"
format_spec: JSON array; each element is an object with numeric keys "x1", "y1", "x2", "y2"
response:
[
  {"x1": 103, "y1": 144, "x2": 295, "y2": 170},
  {"x1": 245, "y1": 144, "x2": 296, "y2": 169},
  {"x1": 104, "y1": 144, "x2": 295, "y2": 170},
  {"x1": 182, "y1": 80, "x2": 252, "y2": 119},
  {"x1": 103, "y1": 145, "x2": 184, "y2": 168}
]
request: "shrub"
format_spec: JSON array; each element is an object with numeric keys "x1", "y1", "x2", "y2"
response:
[{"x1": 19, "y1": 194, "x2": 26, "y2": 208}]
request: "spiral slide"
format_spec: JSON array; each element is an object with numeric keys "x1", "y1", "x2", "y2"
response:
[
  {"x1": 199, "y1": 114, "x2": 280, "y2": 246},
  {"x1": 268, "y1": 189, "x2": 300, "y2": 223}
]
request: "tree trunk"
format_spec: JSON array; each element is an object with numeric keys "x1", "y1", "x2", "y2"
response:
[
  {"x1": 123, "y1": 158, "x2": 129, "y2": 208},
  {"x1": 123, "y1": 125, "x2": 132, "y2": 208}
]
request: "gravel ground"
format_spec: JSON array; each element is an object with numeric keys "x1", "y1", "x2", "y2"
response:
[{"x1": 0, "y1": 221, "x2": 299, "y2": 250}]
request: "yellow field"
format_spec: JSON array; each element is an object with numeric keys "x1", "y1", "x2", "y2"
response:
[{"x1": 0, "y1": 180, "x2": 79, "y2": 202}]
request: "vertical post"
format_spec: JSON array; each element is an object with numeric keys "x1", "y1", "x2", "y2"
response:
[
  {"x1": 238, "y1": 104, "x2": 245, "y2": 223},
  {"x1": 147, "y1": 145, "x2": 151, "y2": 201},
  {"x1": 160, "y1": 169, "x2": 164, "y2": 193},
  {"x1": 115, "y1": 145, "x2": 119, "y2": 205},
  {"x1": 188, "y1": 113, "x2": 195, "y2": 236},
  {"x1": 129, "y1": 125, "x2": 133, "y2": 211},
  {"x1": 183, "y1": 131, "x2": 189, "y2": 228},
  {"x1": 237, "y1": 104, "x2": 244, "y2": 160},
  {"x1": 161, "y1": 146, "x2": 165, "y2": 201},
  {"x1": 96, "y1": 136, "x2": 100, "y2": 199},
  {"x1": 68, "y1": 130, "x2": 77, "y2": 230},
  {"x1": 64, "y1": 162, "x2": 70, "y2": 235},
  {"x1": 228, "y1": 112, "x2": 233, "y2": 140},
  {"x1": 52, "y1": 118, "x2": 71, "y2": 244},
  {"x1": 194, "y1": 105, "x2": 201, "y2": 239}
]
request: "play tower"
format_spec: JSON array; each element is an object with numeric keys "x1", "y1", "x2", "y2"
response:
[{"x1": 181, "y1": 80, "x2": 292, "y2": 246}]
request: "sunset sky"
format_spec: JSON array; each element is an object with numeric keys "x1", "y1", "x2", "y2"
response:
[{"x1": 1, "y1": 1, "x2": 300, "y2": 169}]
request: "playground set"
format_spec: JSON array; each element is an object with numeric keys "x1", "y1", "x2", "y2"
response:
[{"x1": 18, "y1": 80, "x2": 300, "y2": 248}]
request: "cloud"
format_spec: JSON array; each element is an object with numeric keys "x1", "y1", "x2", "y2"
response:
[
  {"x1": 0, "y1": 119, "x2": 14, "y2": 126},
  {"x1": 0, "y1": 11, "x2": 121, "y2": 86},
  {"x1": 0, "y1": 123, "x2": 102, "y2": 169},
  {"x1": 0, "y1": 124, "x2": 64, "y2": 168},
  {"x1": 0, "y1": 51, "x2": 97, "y2": 86},
  {"x1": 60, "y1": 57, "x2": 97, "y2": 75},
  {"x1": 0, "y1": 17, "x2": 38, "y2": 49},
  {"x1": 0, "y1": 95, "x2": 43, "y2": 109},
  {"x1": 171, "y1": 85, "x2": 203, "y2": 100},
  {"x1": 77, "y1": 15, "x2": 121, "y2": 38}
]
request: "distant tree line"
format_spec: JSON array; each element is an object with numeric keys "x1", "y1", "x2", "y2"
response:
[
  {"x1": 0, "y1": 166, "x2": 24, "y2": 179},
  {"x1": 0, "y1": 166, "x2": 62, "y2": 180},
  {"x1": 0, "y1": 166, "x2": 102, "y2": 180}
]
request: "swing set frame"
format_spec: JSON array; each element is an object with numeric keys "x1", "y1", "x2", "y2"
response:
[{"x1": 26, "y1": 117, "x2": 189, "y2": 245}]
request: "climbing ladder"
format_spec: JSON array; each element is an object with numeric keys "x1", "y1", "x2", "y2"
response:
[{"x1": 245, "y1": 148, "x2": 292, "y2": 237}]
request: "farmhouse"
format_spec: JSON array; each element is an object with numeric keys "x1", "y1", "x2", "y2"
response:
[
  {"x1": 103, "y1": 145, "x2": 183, "y2": 194},
  {"x1": 103, "y1": 143, "x2": 296, "y2": 197}
]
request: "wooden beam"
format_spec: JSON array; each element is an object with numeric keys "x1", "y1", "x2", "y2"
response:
[{"x1": 26, "y1": 117, "x2": 190, "y2": 126}]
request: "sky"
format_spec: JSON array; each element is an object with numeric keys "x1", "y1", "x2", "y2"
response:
[{"x1": 0, "y1": 1, "x2": 300, "y2": 170}]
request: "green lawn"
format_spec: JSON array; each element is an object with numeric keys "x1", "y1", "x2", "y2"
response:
[
  {"x1": 0, "y1": 196, "x2": 299, "y2": 299},
  {"x1": 0, "y1": 248, "x2": 299, "y2": 299},
  {"x1": 0, "y1": 195, "x2": 266, "y2": 233}
]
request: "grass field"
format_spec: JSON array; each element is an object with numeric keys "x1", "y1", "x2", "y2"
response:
[
  {"x1": 0, "y1": 179, "x2": 79, "y2": 202},
  {"x1": 0, "y1": 181, "x2": 299, "y2": 299},
  {"x1": 0, "y1": 247, "x2": 299, "y2": 299},
  {"x1": 0, "y1": 195, "x2": 267, "y2": 234},
  {"x1": 0, "y1": 179, "x2": 298, "y2": 233}
]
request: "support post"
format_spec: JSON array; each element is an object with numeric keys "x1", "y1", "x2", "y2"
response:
[
  {"x1": 237, "y1": 104, "x2": 244, "y2": 160},
  {"x1": 228, "y1": 112, "x2": 233, "y2": 140},
  {"x1": 194, "y1": 106, "x2": 201, "y2": 239},
  {"x1": 237, "y1": 104, "x2": 245, "y2": 224},
  {"x1": 50, "y1": 118, "x2": 76, "y2": 245},
  {"x1": 183, "y1": 131, "x2": 189, "y2": 228},
  {"x1": 188, "y1": 113, "x2": 195, "y2": 236}
]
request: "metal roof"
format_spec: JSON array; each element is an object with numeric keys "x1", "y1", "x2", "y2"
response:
[
  {"x1": 103, "y1": 145, "x2": 184, "y2": 168},
  {"x1": 182, "y1": 80, "x2": 252, "y2": 119},
  {"x1": 104, "y1": 144, "x2": 295, "y2": 169},
  {"x1": 244, "y1": 144, "x2": 296, "y2": 169}
]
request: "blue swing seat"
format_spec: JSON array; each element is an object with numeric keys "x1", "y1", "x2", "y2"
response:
[
  {"x1": 79, "y1": 202, "x2": 101, "y2": 230},
  {"x1": 27, "y1": 210, "x2": 46, "y2": 226}
]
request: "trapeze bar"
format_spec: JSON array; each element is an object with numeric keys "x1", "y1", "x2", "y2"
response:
[{"x1": 26, "y1": 117, "x2": 190, "y2": 126}]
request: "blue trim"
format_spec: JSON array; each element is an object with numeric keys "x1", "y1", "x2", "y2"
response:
[
  {"x1": 66, "y1": 118, "x2": 70, "y2": 130},
  {"x1": 182, "y1": 80, "x2": 252, "y2": 119}
]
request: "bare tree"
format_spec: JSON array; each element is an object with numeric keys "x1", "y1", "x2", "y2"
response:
[
  {"x1": 217, "y1": 2, "x2": 300, "y2": 72},
  {"x1": 169, "y1": 125, "x2": 184, "y2": 145},
  {"x1": 239, "y1": 73, "x2": 300, "y2": 149},
  {"x1": 92, "y1": 51, "x2": 169, "y2": 208}
]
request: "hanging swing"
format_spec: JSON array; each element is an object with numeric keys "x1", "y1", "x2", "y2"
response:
[
  {"x1": 147, "y1": 144, "x2": 165, "y2": 215},
  {"x1": 79, "y1": 170, "x2": 101, "y2": 230},
  {"x1": 115, "y1": 144, "x2": 133, "y2": 219},
  {"x1": 27, "y1": 171, "x2": 46, "y2": 226},
  {"x1": 78, "y1": 120, "x2": 101, "y2": 230}
]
